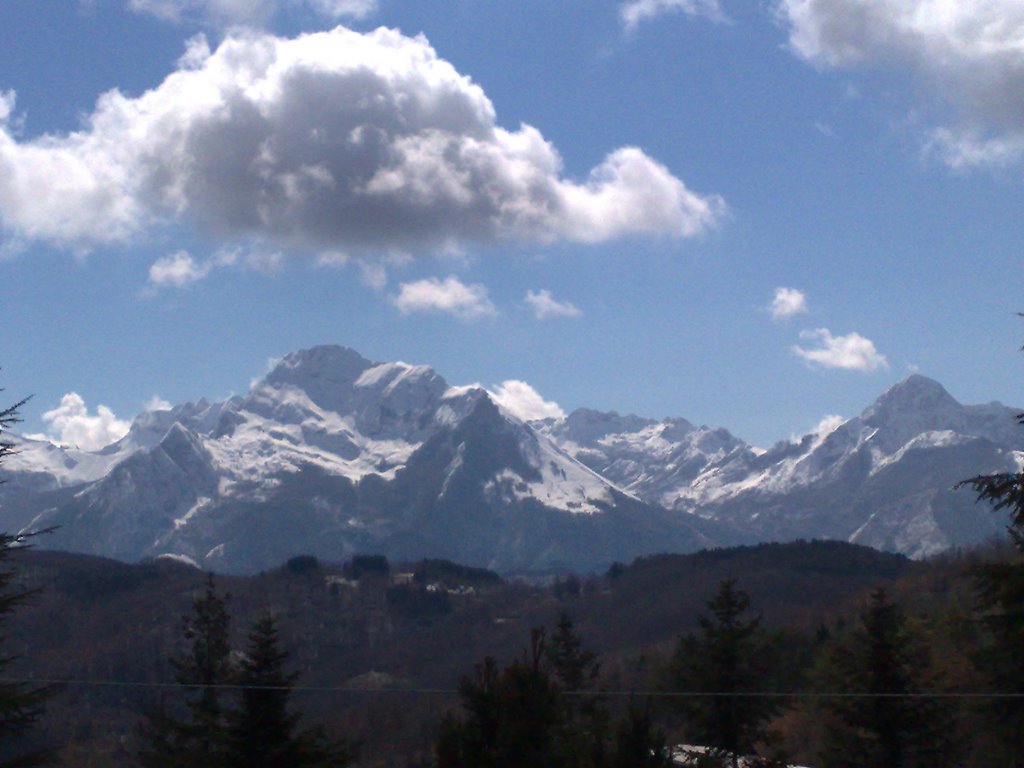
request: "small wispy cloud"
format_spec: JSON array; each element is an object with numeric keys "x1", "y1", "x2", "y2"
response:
[
  {"x1": 392, "y1": 276, "x2": 497, "y2": 320},
  {"x1": 488, "y1": 380, "x2": 565, "y2": 421},
  {"x1": 148, "y1": 251, "x2": 211, "y2": 288},
  {"x1": 793, "y1": 328, "x2": 888, "y2": 372},
  {"x1": 620, "y1": 0, "x2": 726, "y2": 31},
  {"x1": 147, "y1": 246, "x2": 283, "y2": 290},
  {"x1": 145, "y1": 395, "x2": 173, "y2": 412},
  {"x1": 525, "y1": 289, "x2": 582, "y2": 320},
  {"x1": 125, "y1": 0, "x2": 377, "y2": 27},
  {"x1": 770, "y1": 287, "x2": 808, "y2": 321}
]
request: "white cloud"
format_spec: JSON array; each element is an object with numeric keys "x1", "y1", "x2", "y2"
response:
[
  {"x1": 314, "y1": 251, "x2": 349, "y2": 269},
  {"x1": 392, "y1": 276, "x2": 496, "y2": 320},
  {"x1": 147, "y1": 246, "x2": 283, "y2": 289},
  {"x1": 924, "y1": 127, "x2": 1024, "y2": 169},
  {"x1": 792, "y1": 412, "x2": 846, "y2": 443},
  {"x1": 149, "y1": 250, "x2": 211, "y2": 288},
  {"x1": 357, "y1": 260, "x2": 389, "y2": 289},
  {"x1": 32, "y1": 393, "x2": 131, "y2": 450},
  {"x1": 305, "y1": 0, "x2": 377, "y2": 18},
  {"x1": 770, "y1": 286, "x2": 808, "y2": 320},
  {"x1": 525, "y1": 289, "x2": 582, "y2": 320},
  {"x1": 216, "y1": 246, "x2": 284, "y2": 274},
  {"x1": 0, "y1": 91, "x2": 16, "y2": 124},
  {"x1": 620, "y1": 0, "x2": 726, "y2": 30},
  {"x1": 126, "y1": 0, "x2": 376, "y2": 26},
  {"x1": 811, "y1": 413, "x2": 845, "y2": 436},
  {"x1": 777, "y1": 0, "x2": 1024, "y2": 167},
  {"x1": 793, "y1": 328, "x2": 889, "y2": 371},
  {"x1": 314, "y1": 250, "x2": 404, "y2": 288},
  {"x1": 145, "y1": 395, "x2": 173, "y2": 412},
  {"x1": 488, "y1": 380, "x2": 565, "y2": 421},
  {"x1": 0, "y1": 27, "x2": 723, "y2": 252}
]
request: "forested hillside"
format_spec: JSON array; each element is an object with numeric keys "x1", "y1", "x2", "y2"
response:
[{"x1": 2, "y1": 537, "x2": 1016, "y2": 766}]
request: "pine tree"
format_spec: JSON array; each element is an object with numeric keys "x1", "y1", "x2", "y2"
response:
[
  {"x1": 436, "y1": 628, "x2": 566, "y2": 768},
  {"x1": 957, "y1": 369, "x2": 1024, "y2": 764},
  {"x1": 0, "y1": 392, "x2": 53, "y2": 767},
  {"x1": 545, "y1": 614, "x2": 609, "y2": 768},
  {"x1": 0, "y1": 532, "x2": 54, "y2": 768},
  {"x1": 139, "y1": 574, "x2": 233, "y2": 768},
  {"x1": 547, "y1": 612, "x2": 599, "y2": 694},
  {"x1": 438, "y1": 619, "x2": 683, "y2": 768},
  {"x1": 226, "y1": 614, "x2": 352, "y2": 768},
  {"x1": 812, "y1": 588, "x2": 958, "y2": 768},
  {"x1": 666, "y1": 580, "x2": 778, "y2": 768}
]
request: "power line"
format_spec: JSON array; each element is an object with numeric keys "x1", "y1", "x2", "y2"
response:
[{"x1": 4, "y1": 678, "x2": 1024, "y2": 699}]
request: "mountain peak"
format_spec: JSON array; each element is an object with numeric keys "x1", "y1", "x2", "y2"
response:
[
  {"x1": 857, "y1": 374, "x2": 971, "y2": 453},
  {"x1": 863, "y1": 374, "x2": 960, "y2": 423},
  {"x1": 264, "y1": 345, "x2": 375, "y2": 389},
  {"x1": 560, "y1": 408, "x2": 656, "y2": 443}
]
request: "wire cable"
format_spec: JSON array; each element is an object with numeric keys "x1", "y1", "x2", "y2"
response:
[{"x1": 3, "y1": 678, "x2": 1023, "y2": 699}]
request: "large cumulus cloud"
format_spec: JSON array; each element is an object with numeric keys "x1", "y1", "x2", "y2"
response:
[
  {"x1": 778, "y1": 0, "x2": 1024, "y2": 166},
  {"x1": 0, "y1": 26, "x2": 723, "y2": 252}
]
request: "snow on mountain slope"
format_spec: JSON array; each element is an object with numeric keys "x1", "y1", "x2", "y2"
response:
[
  {"x1": 536, "y1": 409, "x2": 757, "y2": 509},
  {"x1": 539, "y1": 375, "x2": 1023, "y2": 558},
  {"x1": 485, "y1": 412, "x2": 631, "y2": 515},
  {"x1": 536, "y1": 411, "x2": 746, "y2": 508},
  {"x1": 1, "y1": 346, "x2": 711, "y2": 573},
  {"x1": 3, "y1": 349, "x2": 1019, "y2": 569}
]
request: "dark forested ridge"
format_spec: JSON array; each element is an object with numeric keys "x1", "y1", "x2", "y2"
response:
[{"x1": 1, "y1": 538, "x2": 998, "y2": 766}]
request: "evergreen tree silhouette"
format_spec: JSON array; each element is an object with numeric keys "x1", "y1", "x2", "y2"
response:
[
  {"x1": 0, "y1": 391, "x2": 54, "y2": 767},
  {"x1": 666, "y1": 580, "x2": 778, "y2": 768},
  {"x1": 139, "y1": 574, "x2": 232, "y2": 768},
  {"x1": 813, "y1": 588, "x2": 958, "y2": 767},
  {"x1": 226, "y1": 614, "x2": 352, "y2": 768}
]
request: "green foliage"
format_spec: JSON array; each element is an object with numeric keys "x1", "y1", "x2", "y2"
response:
[
  {"x1": 8, "y1": 537, "x2": 1012, "y2": 765},
  {"x1": 226, "y1": 614, "x2": 353, "y2": 768},
  {"x1": 0, "y1": 393, "x2": 30, "y2": 468},
  {"x1": 546, "y1": 614, "x2": 609, "y2": 768},
  {"x1": 811, "y1": 588, "x2": 959, "y2": 768},
  {"x1": 138, "y1": 574, "x2": 233, "y2": 768},
  {"x1": 140, "y1": 580, "x2": 352, "y2": 768},
  {"x1": 437, "y1": 618, "x2": 677, "y2": 768},
  {"x1": 969, "y1": 561, "x2": 1024, "y2": 764},
  {"x1": 958, "y1": 467, "x2": 1024, "y2": 549},
  {"x1": 0, "y1": 532, "x2": 55, "y2": 768},
  {"x1": 226, "y1": 615, "x2": 300, "y2": 767},
  {"x1": 0, "y1": 392, "x2": 54, "y2": 767},
  {"x1": 546, "y1": 613, "x2": 599, "y2": 694},
  {"x1": 956, "y1": 370, "x2": 1024, "y2": 764},
  {"x1": 665, "y1": 580, "x2": 780, "y2": 763},
  {"x1": 436, "y1": 630, "x2": 565, "y2": 768}
]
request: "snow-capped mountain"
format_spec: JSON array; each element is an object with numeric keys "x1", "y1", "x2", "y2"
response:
[
  {"x1": 536, "y1": 410, "x2": 756, "y2": 511},
  {"x1": 0, "y1": 346, "x2": 721, "y2": 573},
  {"x1": 2, "y1": 348, "x2": 1018, "y2": 571},
  {"x1": 538, "y1": 375, "x2": 1023, "y2": 558}
]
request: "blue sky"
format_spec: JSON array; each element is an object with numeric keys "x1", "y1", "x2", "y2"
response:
[{"x1": 2, "y1": 0, "x2": 1024, "y2": 449}]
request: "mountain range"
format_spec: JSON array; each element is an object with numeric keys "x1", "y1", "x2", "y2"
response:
[{"x1": 0, "y1": 345, "x2": 1019, "y2": 573}]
